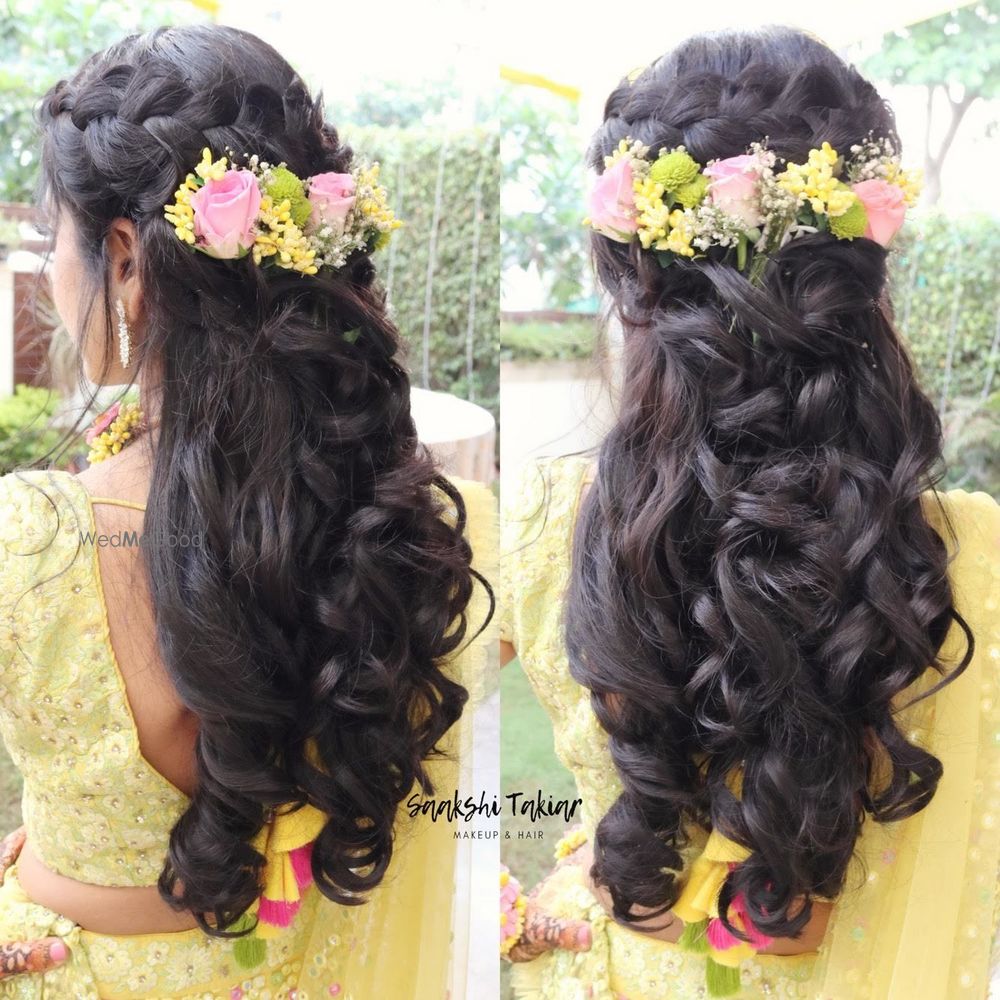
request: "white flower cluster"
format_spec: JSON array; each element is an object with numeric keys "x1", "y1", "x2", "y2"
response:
[
  {"x1": 310, "y1": 218, "x2": 371, "y2": 271},
  {"x1": 232, "y1": 152, "x2": 285, "y2": 192},
  {"x1": 846, "y1": 135, "x2": 899, "y2": 183},
  {"x1": 749, "y1": 142, "x2": 798, "y2": 252},
  {"x1": 689, "y1": 204, "x2": 746, "y2": 251},
  {"x1": 607, "y1": 138, "x2": 651, "y2": 171}
]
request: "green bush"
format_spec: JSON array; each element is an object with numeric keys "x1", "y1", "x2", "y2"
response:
[
  {"x1": 891, "y1": 213, "x2": 998, "y2": 495},
  {"x1": 941, "y1": 391, "x2": 1000, "y2": 494},
  {"x1": 0, "y1": 384, "x2": 65, "y2": 474},
  {"x1": 343, "y1": 125, "x2": 500, "y2": 423},
  {"x1": 500, "y1": 319, "x2": 596, "y2": 362},
  {"x1": 892, "y1": 213, "x2": 999, "y2": 413}
]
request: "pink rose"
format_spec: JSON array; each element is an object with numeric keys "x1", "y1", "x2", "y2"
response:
[
  {"x1": 704, "y1": 154, "x2": 764, "y2": 230},
  {"x1": 190, "y1": 169, "x2": 261, "y2": 259},
  {"x1": 307, "y1": 172, "x2": 356, "y2": 232},
  {"x1": 851, "y1": 179, "x2": 906, "y2": 247},
  {"x1": 587, "y1": 157, "x2": 638, "y2": 242}
]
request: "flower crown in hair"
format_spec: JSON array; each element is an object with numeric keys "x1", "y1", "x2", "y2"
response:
[
  {"x1": 585, "y1": 135, "x2": 920, "y2": 280},
  {"x1": 163, "y1": 147, "x2": 402, "y2": 275}
]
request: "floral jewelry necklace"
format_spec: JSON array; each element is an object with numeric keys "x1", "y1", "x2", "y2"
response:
[{"x1": 85, "y1": 401, "x2": 145, "y2": 464}]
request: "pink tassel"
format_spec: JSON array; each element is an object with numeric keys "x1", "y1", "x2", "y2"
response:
[
  {"x1": 706, "y1": 917, "x2": 741, "y2": 951},
  {"x1": 289, "y1": 843, "x2": 314, "y2": 891},
  {"x1": 706, "y1": 894, "x2": 775, "y2": 953},
  {"x1": 730, "y1": 893, "x2": 774, "y2": 950},
  {"x1": 258, "y1": 895, "x2": 301, "y2": 928}
]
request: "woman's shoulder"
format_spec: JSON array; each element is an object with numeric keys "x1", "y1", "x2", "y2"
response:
[
  {"x1": 0, "y1": 469, "x2": 91, "y2": 620},
  {"x1": 922, "y1": 488, "x2": 999, "y2": 641},
  {"x1": 499, "y1": 455, "x2": 593, "y2": 643},
  {"x1": 0, "y1": 468, "x2": 85, "y2": 544},
  {"x1": 438, "y1": 473, "x2": 498, "y2": 557},
  {"x1": 923, "y1": 487, "x2": 1000, "y2": 558},
  {"x1": 0, "y1": 465, "x2": 83, "y2": 497},
  {"x1": 501, "y1": 453, "x2": 594, "y2": 549},
  {"x1": 440, "y1": 472, "x2": 496, "y2": 518},
  {"x1": 437, "y1": 474, "x2": 498, "y2": 701}
]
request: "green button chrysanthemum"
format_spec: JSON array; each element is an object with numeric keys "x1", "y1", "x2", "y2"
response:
[
  {"x1": 674, "y1": 173, "x2": 709, "y2": 208},
  {"x1": 266, "y1": 166, "x2": 312, "y2": 228},
  {"x1": 829, "y1": 195, "x2": 868, "y2": 240},
  {"x1": 650, "y1": 148, "x2": 700, "y2": 191}
]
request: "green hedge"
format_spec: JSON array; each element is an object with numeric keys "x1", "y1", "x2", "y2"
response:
[
  {"x1": 892, "y1": 212, "x2": 998, "y2": 413},
  {"x1": 344, "y1": 125, "x2": 500, "y2": 422},
  {"x1": 892, "y1": 212, "x2": 998, "y2": 495},
  {"x1": 500, "y1": 319, "x2": 596, "y2": 362}
]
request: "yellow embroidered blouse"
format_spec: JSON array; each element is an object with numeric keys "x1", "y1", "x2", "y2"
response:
[
  {"x1": 0, "y1": 469, "x2": 189, "y2": 886},
  {"x1": 501, "y1": 454, "x2": 1000, "y2": 1000},
  {"x1": 0, "y1": 467, "x2": 497, "y2": 1000}
]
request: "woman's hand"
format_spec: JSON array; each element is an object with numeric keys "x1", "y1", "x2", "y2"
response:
[
  {"x1": 505, "y1": 842, "x2": 593, "y2": 962},
  {"x1": 0, "y1": 828, "x2": 70, "y2": 979}
]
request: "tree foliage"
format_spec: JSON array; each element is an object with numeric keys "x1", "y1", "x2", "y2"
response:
[
  {"x1": 500, "y1": 85, "x2": 589, "y2": 308},
  {"x1": 0, "y1": 0, "x2": 206, "y2": 203},
  {"x1": 861, "y1": 1, "x2": 1000, "y2": 203}
]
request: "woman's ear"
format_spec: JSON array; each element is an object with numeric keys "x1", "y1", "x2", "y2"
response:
[{"x1": 106, "y1": 217, "x2": 143, "y2": 318}]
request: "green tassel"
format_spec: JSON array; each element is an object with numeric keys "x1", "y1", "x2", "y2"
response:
[
  {"x1": 225, "y1": 912, "x2": 266, "y2": 970},
  {"x1": 705, "y1": 956, "x2": 742, "y2": 997},
  {"x1": 226, "y1": 912, "x2": 256, "y2": 933},
  {"x1": 677, "y1": 918, "x2": 709, "y2": 954},
  {"x1": 233, "y1": 933, "x2": 266, "y2": 970}
]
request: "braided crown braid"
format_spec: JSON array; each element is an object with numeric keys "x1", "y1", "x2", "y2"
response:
[
  {"x1": 37, "y1": 24, "x2": 491, "y2": 934},
  {"x1": 567, "y1": 27, "x2": 973, "y2": 941}
]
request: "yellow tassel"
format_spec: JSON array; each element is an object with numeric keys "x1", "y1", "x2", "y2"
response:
[
  {"x1": 248, "y1": 802, "x2": 326, "y2": 937},
  {"x1": 673, "y1": 830, "x2": 750, "y2": 923}
]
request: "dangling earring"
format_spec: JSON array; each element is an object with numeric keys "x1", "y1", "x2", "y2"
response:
[{"x1": 115, "y1": 298, "x2": 132, "y2": 368}]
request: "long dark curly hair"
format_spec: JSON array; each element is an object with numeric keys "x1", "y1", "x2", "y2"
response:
[
  {"x1": 35, "y1": 24, "x2": 492, "y2": 934},
  {"x1": 566, "y1": 27, "x2": 974, "y2": 942}
]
